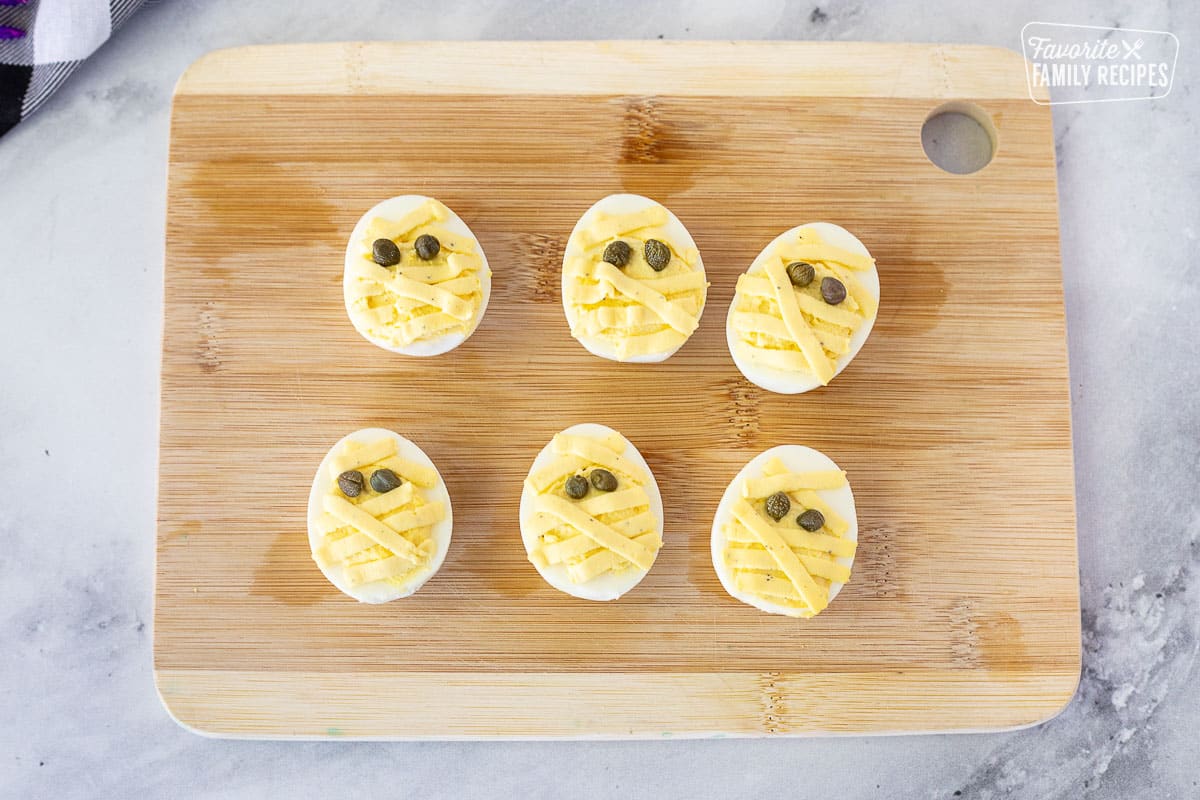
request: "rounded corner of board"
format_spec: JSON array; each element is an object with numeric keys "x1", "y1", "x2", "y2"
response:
[
  {"x1": 1000, "y1": 667, "x2": 1083, "y2": 733},
  {"x1": 152, "y1": 669, "x2": 225, "y2": 738},
  {"x1": 174, "y1": 44, "x2": 325, "y2": 97},
  {"x1": 174, "y1": 47, "x2": 247, "y2": 96}
]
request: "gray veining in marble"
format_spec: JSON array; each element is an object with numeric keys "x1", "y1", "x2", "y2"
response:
[{"x1": 1, "y1": 1, "x2": 1198, "y2": 797}]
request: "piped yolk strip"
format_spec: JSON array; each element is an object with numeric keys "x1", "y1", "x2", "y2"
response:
[
  {"x1": 552, "y1": 433, "x2": 650, "y2": 484},
  {"x1": 569, "y1": 266, "x2": 706, "y2": 305},
  {"x1": 369, "y1": 455, "x2": 440, "y2": 489},
  {"x1": 567, "y1": 531, "x2": 663, "y2": 583},
  {"x1": 324, "y1": 495, "x2": 426, "y2": 564},
  {"x1": 723, "y1": 520, "x2": 857, "y2": 558},
  {"x1": 343, "y1": 556, "x2": 412, "y2": 586},
  {"x1": 357, "y1": 482, "x2": 416, "y2": 517},
  {"x1": 536, "y1": 511, "x2": 658, "y2": 556},
  {"x1": 525, "y1": 455, "x2": 589, "y2": 493},
  {"x1": 593, "y1": 263, "x2": 699, "y2": 336},
  {"x1": 329, "y1": 438, "x2": 397, "y2": 477},
  {"x1": 381, "y1": 502, "x2": 446, "y2": 535},
  {"x1": 763, "y1": 260, "x2": 835, "y2": 385},
  {"x1": 414, "y1": 224, "x2": 477, "y2": 254},
  {"x1": 536, "y1": 495, "x2": 655, "y2": 571},
  {"x1": 382, "y1": 273, "x2": 473, "y2": 320},
  {"x1": 757, "y1": 457, "x2": 851, "y2": 537},
  {"x1": 735, "y1": 275, "x2": 863, "y2": 329},
  {"x1": 724, "y1": 546, "x2": 851, "y2": 583},
  {"x1": 577, "y1": 206, "x2": 669, "y2": 248},
  {"x1": 775, "y1": 238, "x2": 876, "y2": 271},
  {"x1": 730, "y1": 498, "x2": 827, "y2": 614},
  {"x1": 735, "y1": 572, "x2": 827, "y2": 609},
  {"x1": 576, "y1": 298, "x2": 700, "y2": 334},
  {"x1": 742, "y1": 469, "x2": 847, "y2": 497},
  {"x1": 363, "y1": 200, "x2": 448, "y2": 242}
]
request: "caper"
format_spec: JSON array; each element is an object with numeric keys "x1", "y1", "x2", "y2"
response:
[
  {"x1": 603, "y1": 240, "x2": 632, "y2": 268},
  {"x1": 337, "y1": 470, "x2": 365, "y2": 498},
  {"x1": 765, "y1": 491, "x2": 791, "y2": 521},
  {"x1": 414, "y1": 234, "x2": 441, "y2": 260},
  {"x1": 372, "y1": 238, "x2": 401, "y2": 267},
  {"x1": 786, "y1": 261, "x2": 815, "y2": 287},
  {"x1": 821, "y1": 276, "x2": 847, "y2": 305},
  {"x1": 590, "y1": 468, "x2": 618, "y2": 492},
  {"x1": 644, "y1": 238, "x2": 672, "y2": 271},
  {"x1": 797, "y1": 509, "x2": 825, "y2": 531},
  {"x1": 369, "y1": 468, "x2": 402, "y2": 493},
  {"x1": 564, "y1": 474, "x2": 590, "y2": 499}
]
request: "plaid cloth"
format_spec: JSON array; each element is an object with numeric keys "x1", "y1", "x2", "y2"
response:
[{"x1": 0, "y1": 0, "x2": 144, "y2": 137}]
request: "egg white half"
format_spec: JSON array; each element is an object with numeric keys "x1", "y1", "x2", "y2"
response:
[
  {"x1": 726, "y1": 222, "x2": 879, "y2": 394},
  {"x1": 562, "y1": 193, "x2": 706, "y2": 363},
  {"x1": 344, "y1": 195, "x2": 492, "y2": 356},
  {"x1": 710, "y1": 444, "x2": 858, "y2": 617},
  {"x1": 307, "y1": 427, "x2": 454, "y2": 603},
  {"x1": 519, "y1": 423, "x2": 665, "y2": 601}
]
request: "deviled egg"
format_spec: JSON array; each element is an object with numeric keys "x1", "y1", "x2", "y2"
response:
[
  {"x1": 344, "y1": 195, "x2": 491, "y2": 356},
  {"x1": 727, "y1": 223, "x2": 879, "y2": 393},
  {"x1": 562, "y1": 194, "x2": 707, "y2": 362},
  {"x1": 520, "y1": 423, "x2": 664, "y2": 601},
  {"x1": 711, "y1": 444, "x2": 858, "y2": 618},
  {"x1": 307, "y1": 427, "x2": 453, "y2": 603}
]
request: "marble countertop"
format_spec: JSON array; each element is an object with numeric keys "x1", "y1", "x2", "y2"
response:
[{"x1": 2, "y1": 1, "x2": 1197, "y2": 797}]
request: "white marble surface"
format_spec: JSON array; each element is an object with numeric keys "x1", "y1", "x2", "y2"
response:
[{"x1": 1, "y1": 1, "x2": 1197, "y2": 797}]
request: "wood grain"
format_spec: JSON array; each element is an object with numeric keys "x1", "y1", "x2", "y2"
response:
[{"x1": 156, "y1": 41, "x2": 1079, "y2": 738}]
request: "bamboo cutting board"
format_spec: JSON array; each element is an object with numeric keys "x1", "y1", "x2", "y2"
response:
[{"x1": 155, "y1": 41, "x2": 1080, "y2": 738}]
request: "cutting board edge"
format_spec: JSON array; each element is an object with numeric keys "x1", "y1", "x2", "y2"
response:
[
  {"x1": 172, "y1": 40, "x2": 1044, "y2": 101},
  {"x1": 153, "y1": 663, "x2": 1082, "y2": 739}
]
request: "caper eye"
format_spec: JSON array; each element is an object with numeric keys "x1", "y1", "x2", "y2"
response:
[
  {"x1": 564, "y1": 475, "x2": 589, "y2": 499},
  {"x1": 797, "y1": 509, "x2": 825, "y2": 531},
  {"x1": 370, "y1": 468, "x2": 402, "y2": 493},
  {"x1": 602, "y1": 240, "x2": 632, "y2": 268},
  {"x1": 414, "y1": 234, "x2": 441, "y2": 260},
  {"x1": 765, "y1": 492, "x2": 790, "y2": 521},
  {"x1": 337, "y1": 470, "x2": 365, "y2": 498},
  {"x1": 643, "y1": 239, "x2": 671, "y2": 271},
  {"x1": 786, "y1": 261, "x2": 814, "y2": 287},
  {"x1": 372, "y1": 239, "x2": 401, "y2": 266},
  {"x1": 589, "y1": 468, "x2": 618, "y2": 492},
  {"x1": 821, "y1": 276, "x2": 847, "y2": 305}
]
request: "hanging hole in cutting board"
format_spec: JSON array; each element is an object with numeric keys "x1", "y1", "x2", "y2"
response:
[{"x1": 920, "y1": 101, "x2": 996, "y2": 174}]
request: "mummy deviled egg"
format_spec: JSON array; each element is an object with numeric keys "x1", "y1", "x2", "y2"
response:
[
  {"x1": 711, "y1": 445, "x2": 858, "y2": 618},
  {"x1": 727, "y1": 223, "x2": 879, "y2": 393},
  {"x1": 344, "y1": 195, "x2": 491, "y2": 356},
  {"x1": 562, "y1": 194, "x2": 708, "y2": 362},
  {"x1": 308, "y1": 428, "x2": 453, "y2": 603},
  {"x1": 520, "y1": 423, "x2": 664, "y2": 601}
]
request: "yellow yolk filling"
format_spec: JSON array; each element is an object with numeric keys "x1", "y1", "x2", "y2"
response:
[
  {"x1": 312, "y1": 437, "x2": 446, "y2": 589},
  {"x1": 564, "y1": 204, "x2": 707, "y2": 360},
  {"x1": 730, "y1": 226, "x2": 877, "y2": 385},
  {"x1": 721, "y1": 457, "x2": 856, "y2": 618},
  {"x1": 525, "y1": 432, "x2": 662, "y2": 584},
  {"x1": 346, "y1": 199, "x2": 490, "y2": 347}
]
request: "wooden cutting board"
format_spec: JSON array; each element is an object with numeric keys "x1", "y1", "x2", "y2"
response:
[{"x1": 155, "y1": 41, "x2": 1080, "y2": 738}]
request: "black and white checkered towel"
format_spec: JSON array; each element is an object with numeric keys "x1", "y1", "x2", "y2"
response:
[{"x1": 0, "y1": 0, "x2": 144, "y2": 137}]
